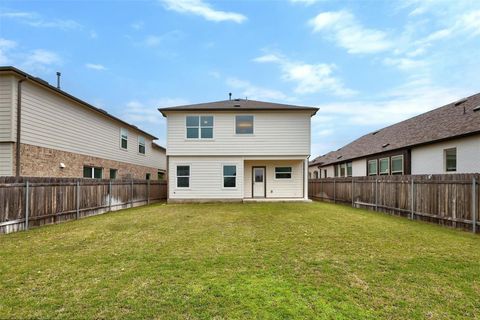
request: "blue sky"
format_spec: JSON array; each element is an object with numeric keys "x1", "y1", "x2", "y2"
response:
[{"x1": 1, "y1": 0, "x2": 480, "y2": 157}]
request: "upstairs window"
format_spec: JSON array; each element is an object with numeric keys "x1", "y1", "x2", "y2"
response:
[
  {"x1": 235, "y1": 115, "x2": 254, "y2": 134},
  {"x1": 120, "y1": 128, "x2": 128, "y2": 149},
  {"x1": 445, "y1": 148, "x2": 457, "y2": 172},
  {"x1": 368, "y1": 160, "x2": 377, "y2": 176},
  {"x1": 138, "y1": 136, "x2": 146, "y2": 154},
  {"x1": 275, "y1": 167, "x2": 292, "y2": 179},
  {"x1": 379, "y1": 158, "x2": 389, "y2": 175},
  {"x1": 186, "y1": 116, "x2": 213, "y2": 139},
  {"x1": 223, "y1": 165, "x2": 237, "y2": 188},
  {"x1": 391, "y1": 155, "x2": 404, "y2": 174},
  {"x1": 84, "y1": 166, "x2": 103, "y2": 179}
]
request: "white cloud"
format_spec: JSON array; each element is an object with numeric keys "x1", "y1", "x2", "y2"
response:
[
  {"x1": 140, "y1": 30, "x2": 184, "y2": 47},
  {"x1": 289, "y1": 0, "x2": 321, "y2": 5},
  {"x1": 144, "y1": 35, "x2": 162, "y2": 47},
  {"x1": 309, "y1": 10, "x2": 392, "y2": 54},
  {"x1": 24, "y1": 49, "x2": 61, "y2": 66},
  {"x1": 160, "y1": 0, "x2": 247, "y2": 23},
  {"x1": 226, "y1": 77, "x2": 289, "y2": 101},
  {"x1": 131, "y1": 21, "x2": 145, "y2": 30},
  {"x1": 0, "y1": 38, "x2": 17, "y2": 65},
  {"x1": 0, "y1": 10, "x2": 82, "y2": 30},
  {"x1": 383, "y1": 57, "x2": 426, "y2": 71},
  {"x1": 85, "y1": 63, "x2": 107, "y2": 71},
  {"x1": 254, "y1": 53, "x2": 356, "y2": 96}
]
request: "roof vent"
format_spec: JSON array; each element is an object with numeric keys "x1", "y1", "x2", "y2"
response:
[
  {"x1": 337, "y1": 155, "x2": 343, "y2": 159},
  {"x1": 473, "y1": 105, "x2": 480, "y2": 112},
  {"x1": 382, "y1": 143, "x2": 390, "y2": 148},
  {"x1": 454, "y1": 98, "x2": 467, "y2": 106},
  {"x1": 234, "y1": 104, "x2": 241, "y2": 107},
  {"x1": 372, "y1": 130, "x2": 380, "y2": 135}
]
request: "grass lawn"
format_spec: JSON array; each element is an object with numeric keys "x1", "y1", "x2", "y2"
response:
[{"x1": 1, "y1": 202, "x2": 479, "y2": 319}]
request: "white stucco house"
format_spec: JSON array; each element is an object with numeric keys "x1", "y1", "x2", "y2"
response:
[
  {"x1": 309, "y1": 92, "x2": 480, "y2": 178},
  {"x1": 159, "y1": 99, "x2": 318, "y2": 202}
]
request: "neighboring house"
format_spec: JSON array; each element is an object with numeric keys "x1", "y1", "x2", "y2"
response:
[
  {"x1": 310, "y1": 93, "x2": 480, "y2": 178},
  {"x1": 0, "y1": 66, "x2": 166, "y2": 179},
  {"x1": 159, "y1": 99, "x2": 318, "y2": 202}
]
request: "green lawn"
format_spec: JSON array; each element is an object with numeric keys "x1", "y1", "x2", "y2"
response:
[{"x1": 1, "y1": 202, "x2": 479, "y2": 319}]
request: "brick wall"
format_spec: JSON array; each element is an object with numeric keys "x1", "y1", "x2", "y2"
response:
[{"x1": 13, "y1": 143, "x2": 162, "y2": 179}]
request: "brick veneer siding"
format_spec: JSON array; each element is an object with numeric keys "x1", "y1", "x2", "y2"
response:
[{"x1": 13, "y1": 143, "x2": 162, "y2": 179}]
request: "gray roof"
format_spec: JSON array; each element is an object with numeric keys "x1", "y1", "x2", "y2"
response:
[
  {"x1": 0, "y1": 66, "x2": 158, "y2": 139},
  {"x1": 158, "y1": 99, "x2": 319, "y2": 116},
  {"x1": 310, "y1": 92, "x2": 480, "y2": 167}
]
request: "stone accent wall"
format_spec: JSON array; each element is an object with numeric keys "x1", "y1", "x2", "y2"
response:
[{"x1": 14, "y1": 143, "x2": 162, "y2": 179}]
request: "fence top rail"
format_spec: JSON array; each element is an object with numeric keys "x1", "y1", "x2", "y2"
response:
[
  {"x1": 310, "y1": 179, "x2": 476, "y2": 185},
  {"x1": 0, "y1": 180, "x2": 167, "y2": 188}
]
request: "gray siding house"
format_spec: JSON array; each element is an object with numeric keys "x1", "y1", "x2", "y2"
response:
[{"x1": 0, "y1": 66, "x2": 166, "y2": 179}]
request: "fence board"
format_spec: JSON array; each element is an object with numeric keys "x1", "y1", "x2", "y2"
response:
[
  {"x1": 309, "y1": 174, "x2": 479, "y2": 233},
  {"x1": 0, "y1": 177, "x2": 167, "y2": 234}
]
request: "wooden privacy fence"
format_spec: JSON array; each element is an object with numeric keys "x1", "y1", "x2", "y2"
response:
[
  {"x1": 0, "y1": 177, "x2": 167, "y2": 234},
  {"x1": 309, "y1": 174, "x2": 479, "y2": 233}
]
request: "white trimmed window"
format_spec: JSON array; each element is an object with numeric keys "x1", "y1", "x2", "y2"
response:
[
  {"x1": 346, "y1": 162, "x2": 352, "y2": 177},
  {"x1": 177, "y1": 165, "x2": 190, "y2": 188},
  {"x1": 223, "y1": 165, "x2": 236, "y2": 188},
  {"x1": 275, "y1": 167, "x2": 292, "y2": 179},
  {"x1": 444, "y1": 148, "x2": 457, "y2": 172},
  {"x1": 379, "y1": 158, "x2": 389, "y2": 175},
  {"x1": 368, "y1": 160, "x2": 378, "y2": 176},
  {"x1": 391, "y1": 155, "x2": 404, "y2": 174},
  {"x1": 235, "y1": 115, "x2": 254, "y2": 134},
  {"x1": 83, "y1": 166, "x2": 103, "y2": 179},
  {"x1": 186, "y1": 116, "x2": 213, "y2": 139},
  {"x1": 340, "y1": 163, "x2": 346, "y2": 177},
  {"x1": 138, "y1": 136, "x2": 146, "y2": 154},
  {"x1": 120, "y1": 128, "x2": 128, "y2": 149}
]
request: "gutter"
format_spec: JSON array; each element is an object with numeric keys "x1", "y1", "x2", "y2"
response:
[{"x1": 15, "y1": 77, "x2": 26, "y2": 177}]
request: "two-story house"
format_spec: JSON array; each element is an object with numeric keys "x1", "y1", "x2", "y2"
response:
[
  {"x1": 0, "y1": 66, "x2": 166, "y2": 179},
  {"x1": 159, "y1": 99, "x2": 318, "y2": 202}
]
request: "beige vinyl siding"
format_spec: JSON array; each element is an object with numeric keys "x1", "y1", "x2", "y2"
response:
[
  {"x1": 352, "y1": 159, "x2": 367, "y2": 176},
  {"x1": 12, "y1": 78, "x2": 163, "y2": 170},
  {"x1": 0, "y1": 75, "x2": 14, "y2": 142},
  {"x1": 0, "y1": 142, "x2": 13, "y2": 176},
  {"x1": 152, "y1": 147, "x2": 167, "y2": 171},
  {"x1": 168, "y1": 156, "x2": 244, "y2": 199},
  {"x1": 244, "y1": 160, "x2": 304, "y2": 198},
  {"x1": 166, "y1": 111, "x2": 311, "y2": 156},
  {"x1": 411, "y1": 134, "x2": 480, "y2": 174}
]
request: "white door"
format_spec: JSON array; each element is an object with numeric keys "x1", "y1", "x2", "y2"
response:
[{"x1": 253, "y1": 167, "x2": 265, "y2": 198}]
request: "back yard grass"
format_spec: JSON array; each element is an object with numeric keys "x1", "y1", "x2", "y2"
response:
[{"x1": 1, "y1": 201, "x2": 479, "y2": 319}]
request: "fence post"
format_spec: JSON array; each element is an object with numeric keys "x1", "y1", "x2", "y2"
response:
[
  {"x1": 351, "y1": 178, "x2": 354, "y2": 207},
  {"x1": 25, "y1": 180, "x2": 29, "y2": 231},
  {"x1": 473, "y1": 177, "x2": 477, "y2": 234},
  {"x1": 147, "y1": 180, "x2": 150, "y2": 205},
  {"x1": 109, "y1": 180, "x2": 112, "y2": 212},
  {"x1": 131, "y1": 180, "x2": 134, "y2": 208},
  {"x1": 333, "y1": 179, "x2": 336, "y2": 203},
  {"x1": 410, "y1": 178, "x2": 415, "y2": 220},
  {"x1": 374, "y1": 179, "x2": 378, "y2": 211},
  {"x1": 76, "y1": 180, "x2": 80, "y2": 220}
]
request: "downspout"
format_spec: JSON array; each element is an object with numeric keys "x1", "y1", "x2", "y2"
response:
[{"x1": 16, "y1": 78, "x2": 26, "y2": 177}]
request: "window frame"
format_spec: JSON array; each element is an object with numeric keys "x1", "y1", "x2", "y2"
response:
[
  {"x1": 109, "y1": 168, "x2": 117, "y2": 180},
  {"x1": 275, "y1": 166, "x2": 292, "y2": 180},
  {"x1": 346, "y1": 162, "x2": 352, "y2": 177},
  {"x1": 340, "y1": 163, "x2": 346, "y2": 177},
  {"x1": 120, "y1": 128, "x2": 128, "y2": 150},
  {"x1": 222, "y1": 165, "x2": 237, "y2": 188},
  {"x1": 444, "y1": 148, "x2": 457, "y2": 172},
  {"x1": 176, "y1": 165, "x2": 191, "y2": 188},
  {"x1": 185, "y1": 115, "x2": 214, "y2": 140},
  {"x1": 368, "y1": 159, "x2": 378, "y2": 176},
  {"x1": 235, "y1": 115, "x2": 254, "y2": 135},
  {"x1": 138, "y1": 136, "x2": 146, "y2": 155},
  {"x1": 83, "y1": 166, "x2": 103, "y2": 179},
  {"x1": 379, "y1": 157, "x2": 390, "y2": 175},
  {"x1": 391, "y1": 155, "x2": 404, "y2": 175}
]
